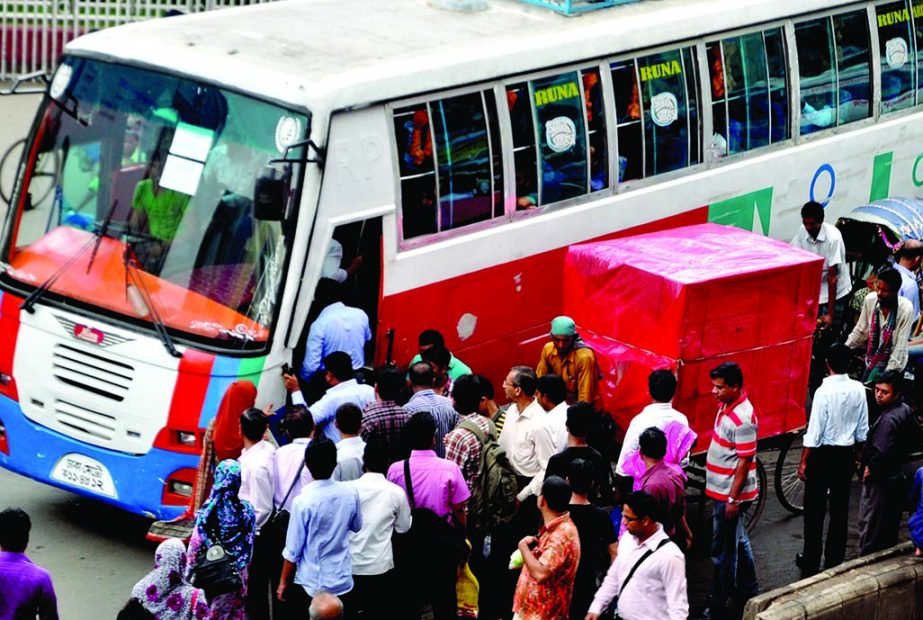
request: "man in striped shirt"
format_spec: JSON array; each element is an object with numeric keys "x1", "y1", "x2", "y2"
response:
[{"x1": 704, "y1": 362, "x2": 759, "y2": 619}]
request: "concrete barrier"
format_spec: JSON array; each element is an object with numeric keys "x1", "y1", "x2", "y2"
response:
[{"x1": 743, "y1": 542, "x2": 923, "y2": 620}]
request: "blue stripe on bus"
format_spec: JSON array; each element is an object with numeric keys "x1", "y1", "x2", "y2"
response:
[{"x1": 198, "y1": 356, "x2": 244, "y2": 427}]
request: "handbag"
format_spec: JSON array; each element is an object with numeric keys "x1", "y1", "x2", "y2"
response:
[
  {"x1": 188, "y1": 511, "x2": 243, "y2": 598},
  {"x1": 265, "y1": 460, "x2": 305, "y2": 547}
]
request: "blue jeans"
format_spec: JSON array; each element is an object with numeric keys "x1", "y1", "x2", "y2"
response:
[{"x1": 711, "y1": 501, "x2": 759, "y2": 607}]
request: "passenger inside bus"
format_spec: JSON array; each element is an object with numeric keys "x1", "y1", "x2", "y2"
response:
[{"x1": 129, "y1": 151, "x2": 192, "y2": 274}]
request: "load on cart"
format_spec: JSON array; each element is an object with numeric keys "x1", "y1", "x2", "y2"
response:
[{"x1": 564, "y1": 223, "x2": 823, "y2": 528}]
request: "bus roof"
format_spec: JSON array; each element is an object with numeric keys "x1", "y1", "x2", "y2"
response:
[{"x1": 67, "y1": 0, "x2": 849, "y2": 112}]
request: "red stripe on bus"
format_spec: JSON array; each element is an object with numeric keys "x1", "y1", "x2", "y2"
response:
[
  {"x1": 0, "y1": 293, "x2": 21, "y2": 401},
  {"x1": 165, "y1": 350, "x2": 215, "y2": 432}
]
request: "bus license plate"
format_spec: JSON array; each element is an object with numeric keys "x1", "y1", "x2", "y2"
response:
[{"x1": 50, "y1": 453, "x2": 117, "y2": 498}]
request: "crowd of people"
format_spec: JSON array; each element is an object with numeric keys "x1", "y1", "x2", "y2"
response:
[{"x1": 8, "y1": 200, "x2": 923, "y2": 620}]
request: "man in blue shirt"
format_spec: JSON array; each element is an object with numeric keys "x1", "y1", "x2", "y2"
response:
[
  {"x1": 403, "y1": 361, "x2": 459, "y2": 458},
  {"x1": 278, "y1": 437, "x2": 362, "y2": 618},
  {"x1": 0, "y1": 508, "x2": 58, "y2": 620},
  {"x1": 893, "y1": 241, "x2": 922, "y2": 323},
  {"x1": 289, "y1": 352, "x2": 375, "y2": 442}
]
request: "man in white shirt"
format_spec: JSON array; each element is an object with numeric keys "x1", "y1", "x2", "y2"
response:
[
  {"x1": 238, "y1": 407, "x2": 276, "y2": 619},
  {"x1": 846, "y1": 267, "x2": 914, "y2": 382},
  {"x1": 536, "y1": 374, "x2": 569, "y2": 452},
  {"x1": 616, "y1": 370, "x2": 691, "y2": 477},
  {"x1": 790, "y1": 201, "x2": 852, "y2": 330},
  {"x1": 586, "y1": 491, "x2": 688, "y2": 620},
  {"x1": 498, "y1": 365, "x2": 558, "y2": 504},
  {"x1": 796, "y1": 343, "x2": 868, "y2": 576},
  {"x1": 334, "y1": 403, "x2": 366, "y2": 482},
  {"x1": 345, "y1": 441, "x2": 412, "y2": 619},
  {"x1": 288, "y1": 351, "x2": 375, "y2": 442}
]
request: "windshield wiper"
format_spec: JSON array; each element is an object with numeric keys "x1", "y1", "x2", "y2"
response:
[
  {"x1": 20, "y1": 235, "x2": 97, "y2": 314},
  {"x1": 85, "y1": 199, "x2": 118, "y2": 274},
  {"x1": 122, "y1": 240, "x2": 181, "y2": 358}
]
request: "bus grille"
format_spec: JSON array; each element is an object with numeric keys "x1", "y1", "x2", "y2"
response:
[
  {"x1": 54, "y1": 399, "x2": 117, "y2": 441},
  {"x1": 52, "y1": 343, "x2": 135, "y2": 402}
]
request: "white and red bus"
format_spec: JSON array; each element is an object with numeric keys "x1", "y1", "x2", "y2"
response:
[{"x1": 0, "y1": 0, "x2": 920, "y2": 517}]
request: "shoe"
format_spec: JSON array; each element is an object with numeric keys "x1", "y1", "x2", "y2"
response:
[
  {"x1": 795, "y1": 552, "x2": 818, "y2": 577},
  {"x1": 795, "y1": 552, "x2": 804, "y2": 569}
]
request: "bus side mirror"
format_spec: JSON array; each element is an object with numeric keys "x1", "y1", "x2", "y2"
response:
[{"x1": 253, "y1": 167, "x2": 286, "y2": 221}]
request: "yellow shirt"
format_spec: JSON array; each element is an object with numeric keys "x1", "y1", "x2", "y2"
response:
[
  {"x1": 132, "y1": 179, "x2": 190, "y2": 242},
  {"x1": 536, "y1": 341, "x2": 603, "y2": 412}
]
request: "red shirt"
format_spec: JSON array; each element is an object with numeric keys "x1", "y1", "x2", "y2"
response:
[{"x1": 513, "y1": 513, "x2": 581, "y2": 620}]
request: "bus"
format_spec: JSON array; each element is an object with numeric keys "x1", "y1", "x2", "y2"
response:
[{"x1": 0, "y1": 0, "x2": 920, "y2": 518}]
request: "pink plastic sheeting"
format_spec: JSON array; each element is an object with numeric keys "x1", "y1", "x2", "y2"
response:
[{"x1": 565, "y1": 224, "x2": 822, "y2": 447}]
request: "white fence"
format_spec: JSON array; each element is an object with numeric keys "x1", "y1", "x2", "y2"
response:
[{"x1": 1, "y1": 0, "x2": 274, "y2": 81}]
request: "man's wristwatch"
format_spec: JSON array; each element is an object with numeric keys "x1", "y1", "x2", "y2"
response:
[{"x1": 726, "y1": 497, "x2": 740, "y2": 505}]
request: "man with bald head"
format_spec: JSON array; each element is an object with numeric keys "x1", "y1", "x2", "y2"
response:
[
  {"x1": 309, "y1": 591, "x2": 343, "y2": 619},
  {"x1": 894, "y1": 240, "x2": 923, "y2": 323}
]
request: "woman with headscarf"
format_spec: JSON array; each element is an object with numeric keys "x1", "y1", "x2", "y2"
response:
[
  {"x1": 129, "y1": 538, "x2": 210, "y2": 619},
  {"x1": 148, "y1": 381, "x2": 258, "y2": 542},
  {"x1": 186, "y1": 459, "x2": 255, "y2": 620}
]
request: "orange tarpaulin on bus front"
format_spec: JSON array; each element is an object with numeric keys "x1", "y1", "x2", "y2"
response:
[{"x1": 563, "y1": 223, "x2": 823, "y2": 450}]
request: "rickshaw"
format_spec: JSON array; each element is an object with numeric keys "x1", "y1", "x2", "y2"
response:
[{"x1": 772, "y1": 197, "x2": 923, "y2": 518}]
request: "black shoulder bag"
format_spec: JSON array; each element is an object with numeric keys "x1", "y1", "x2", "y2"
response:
[
  {"x1": 265, "y1": 460, "x2": 305, "y2": 547},
  {"x1": 188, "y1": 509, "x2": 243, "y2": 598}
]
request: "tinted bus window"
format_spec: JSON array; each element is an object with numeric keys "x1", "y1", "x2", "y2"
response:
[
  {"x1": 877, "y1": 1, "x2": 916, "y2": 113},
  {"x1": 611, "y1": 47, "x2": 701, "y2": 180},
  {"x1": 507, "y1": 82, "x2": 539, "y2": 210},
  {"x1": 394, "y1": 90, "x2": 504, "y2": 240},
  {"x1": 707, "y1": 28, "x2": 789, "y2": 157},
  {"x1": 915, "y1": 0, "x2": 923, "y2": 103},
  {"x1": 583, "y1": 68, "x2": 608, "y2": 191},
  {"x1": 796, "y1": 11, "x2": 872, "y2": 135},
  {"x1": 532, "y1": 71, "x2": 588, "y2": 205}
]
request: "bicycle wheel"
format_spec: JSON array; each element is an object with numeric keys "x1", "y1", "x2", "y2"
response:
[
  {"x1": 745, "y1": 456, "x2": 767, "y2": 532},
  {"x1": 0, "y1": 138, "x2": 25, "y2": 205},
  {"x1": 774, "y1": 430, "x2": 805, "y2": 515}
]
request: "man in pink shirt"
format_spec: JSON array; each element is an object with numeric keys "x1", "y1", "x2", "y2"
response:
[{"x1": 387, "y1": 411, "x2": 470, "y2": 620}]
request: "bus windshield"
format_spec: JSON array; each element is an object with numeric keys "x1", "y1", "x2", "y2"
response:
[{"x1": 1, "y1": 57, "x2": 309, "y2": 351}]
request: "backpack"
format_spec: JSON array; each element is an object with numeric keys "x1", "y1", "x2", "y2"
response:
[{"x1": 459, "y1": 419, "x2": 518, "y2": 532}]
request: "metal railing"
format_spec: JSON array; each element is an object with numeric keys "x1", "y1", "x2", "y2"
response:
[{"x1": 1, "y1": 0, "x2": 274, "y2": 81}]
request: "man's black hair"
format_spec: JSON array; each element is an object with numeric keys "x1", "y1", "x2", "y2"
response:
[
  {"x1": 476, "y1": 373, "x2": 494, "y2": 400},
  {"x1": 648, "y1": 369, "x2": 677, "y2": 402},
  {"x1": 405, "y1": 411, "x2": 437, "y2": 450},
  {"x1": 283, "y1": 405, "x2": 314, "y2": 439},
  {"x1": 0, "y1": 508, "x2": 30, "y2": 552},
  {"x1": 240, "y1": 407, "x2": 268, "y2": 442},
  {"x1": 567, "y1": 458, "x2": 594, "y2": 496},
  {"x1": 422, "y1": 345, "x2": 451, "y2": 369},
  {"x1": 624, "y1": 490, "x2": 663, "y2": 524},
  {"x1": 566, "y1": 402, "x2": 597, "y2": 438},
  {"x1": 537, "y1": 374, "x2": 567, "y2": 406},
  {"x1": 801, "y1": 201, "x2": 825, "y2": 221},
  {"x1": 541, "y1": 476, "x2": 572, "y2": 513},
  {"x1": 335, "y1": 403, "x2": 363, "y2": 435},
  {"x1": 409, "y1": 361, "x2": 436, "y2": 388},
  {"x1": 875, "y1": 369, "x2": 904, "y2": 393},
  {"x1": 305, "y1": 436, "x2": 338, "y2": 480},
  {"x1": 639, "y1": 426, "x2": 667, "y2": 460},
  {"x1": 877, "y1": 267, "x2": 903, "y2": 293},
  {"x1": 418, "y1": 329, "x2": 445, "y2": 349},
  {"x1": 314, "y1": 277, "x2": 344, "y2": 308},
  {"x1": 710, "y1": 361, "x2": 744, "y2": 388},
  {"x1": 324, "y1": 351, "x2": 355, "y2": 382},
  {"x1": 375, "y1": 366, "x2": 405, "y2": 401},
  {"x1": 452, "y1": 374, "x2": 482, "y2": 416},
  {"x1": 826, "y1": 343, "x2": 853, "y2": 375},
  {"x1": 363, "y1": 440, "x2": 391, "y2": 475},
  {"x1": 510, "y1": 366, "x2": 538, "y2": 397}
]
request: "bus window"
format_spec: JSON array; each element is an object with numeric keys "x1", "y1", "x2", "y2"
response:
[
  {"x1": 431, "y1": 91, "x2": 502, "y2": 230},
  {"x1": 835, "y1": 11, "x2": 872, "y2": 124},
  {"x1": 582, "y1": 67, "x2": 608, "y2": 191},
  {"x1": 507, "y1": 83, "x2": 539, "y2": 210},
  {"x1": 394, "y1": 104, "x2": 437, "y2": 238},
  {"x1": 637, "y1": 47, "x2": 701, "y2": 176},
  {"x1": 531, "y1": 71, "x2": 589, "y2": 205},
  {"x1": 707, "y1": 28, "x2": 788, "y2": 157},
  {"x1": 765, "y1": 28, "x2": 790, "y2": 143},
  {"x1": 877, "y1": 1, "x2": 916, "y2": 113},
  {"x1": 610, "y1": 59, "x2": 642, "y2": 182},
  {"x1": 915, "y1": 0, "x2": 923, "y2": 104},
  {"x1": 796, "y1": 11, "x2": 871, "y2": 134}
]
